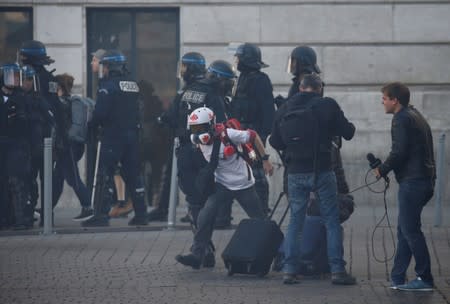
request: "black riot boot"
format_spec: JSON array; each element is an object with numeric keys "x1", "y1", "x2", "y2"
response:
[
  {"x1": 175, "y1": 254, "x2": 202, "y2": 270},
  {"x1": 128, "y1": 177, "x2": 148, "y2": 226},
  {"x1": 10, "y1": 178, "x2": 33, "y2": 230},
  {"x1": 82, "y1": 171, "x2": 110, "y2": 227}
]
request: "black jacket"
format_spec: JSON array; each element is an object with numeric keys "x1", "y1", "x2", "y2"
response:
[
  {"x1": 270, "y1": 92, "x2": 355, "y2": 173},
  {"x1": 230, "y1": 70, "x2": 274, "y2": 142},
  {"x1": 379, "y1": 106, "x2": 435, "y2": 183},
  {"x1": 162, "y1": 78, "x2": 227, "y2": 143},
  {"x1": 90, "y1": 75, "x2": 141, "y2": 138}
]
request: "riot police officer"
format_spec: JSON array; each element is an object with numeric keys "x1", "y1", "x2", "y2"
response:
[
  {"x1": 82, "y1": 50, "x2": 148, "y2": 227},
  {"x1": 229, "y1": 43, "x2": 275, "y2": 215},
  {"x1": 286, "y1": 46, "x2": 322, "y2": 99},
  {"x1": 148, "y1": 52, "x2": 208, "y2": 222},
  {"x1": 157, "y1": 56, "x2": 231, "y2": 221},
  {"x1": 0, "y1": 63, "x2": 33, "y2": 229},
  {"x1": 19, "y1": 40, "x2": 58, "y2": 225},
  {"x1": 21, "y1": 65, "x2": 55, "y2": 224}
]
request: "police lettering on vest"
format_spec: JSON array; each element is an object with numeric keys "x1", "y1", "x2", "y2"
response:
[
  {"x1": 181, "y1": 90, "x2": 207, "y2": 105},
  {"x1": 119, "y1": 81, "x2": 139, "y2": 93}
]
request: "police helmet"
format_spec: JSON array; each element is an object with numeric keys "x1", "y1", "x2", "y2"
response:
[
  {"x1": 179, "y1": 52, "x2": 206, "y2": 83},
  {"x1": 234, "y1": 43, "x2": 268, "y2": 70},
  {"x1": 19, "y1": 40, "x2": 55, "y2": 66},
  {"x1": 99, "y1": 49, "x2": 127, "y2": 78},
  {"x1": 206, "y1": 60, "x2": 236, "y2": 80},
  {"x1": 206, "y1": 60, "x2": 236, "y2": 95},
  {"x1": 289, "y1": 46, "x2": 321, "y2": 75},
  {"x1": 0, "y1": 63, "x2": 22, "y2": 88}
]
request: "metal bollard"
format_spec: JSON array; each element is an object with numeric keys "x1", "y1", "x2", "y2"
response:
[
  {"x1": 43, "y1": 137, "x2": 53, "y2": 235},
  {"x1": 167, "y1": 137, "x2": 179, "y2": 229},
  {"x1": 434, "y1": 133, "x2": 446, "y2": 227}
]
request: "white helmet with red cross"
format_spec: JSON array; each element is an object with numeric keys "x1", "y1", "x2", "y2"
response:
[
  {"x1": 188, "y1": 106, "x2": 215, "y2": 126},
  {"x1": 188, "y1": 107, "x2": 215, "y2": 145}
]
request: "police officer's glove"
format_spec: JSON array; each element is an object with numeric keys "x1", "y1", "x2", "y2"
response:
[{"x1": 274, "y1": 95, "x2": 286, "y2": 109}]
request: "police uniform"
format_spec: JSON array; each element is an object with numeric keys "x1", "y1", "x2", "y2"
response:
[
  {"x1": 230, "y1": 70, "x2": 274, "y2": 214},
  {"x1": 0, "y1": 88, "x2": 33, "y2": 229},
  {"x1": 164, "y1": 77, "x2": 227, "y2": 224},
  {"x1": 86, "y1": 74, "x2": 147, "y2": 225},
  {"x1": 29, "y1": 65, "x2": 58, "y2": 224}
]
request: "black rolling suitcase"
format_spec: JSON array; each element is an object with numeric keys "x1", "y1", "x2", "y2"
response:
[{"x1": 221, "y1": 192, "x2": 289, "y2": 277}]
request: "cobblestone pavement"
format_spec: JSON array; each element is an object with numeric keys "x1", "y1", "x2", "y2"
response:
[{"x1": 1, "y1": 205, "x2": 449, "y2": 304}]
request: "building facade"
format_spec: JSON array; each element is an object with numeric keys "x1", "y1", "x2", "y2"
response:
[{"x1": 1, "y1": 0, "x2": 449, "y2": 208}]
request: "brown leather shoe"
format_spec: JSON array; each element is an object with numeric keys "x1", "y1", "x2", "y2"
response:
[{"x1": 109, "y1": 200, "x2": 133, "y2": 218}]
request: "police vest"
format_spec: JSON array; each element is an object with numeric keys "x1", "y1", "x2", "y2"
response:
[
  {"x1": 230, "y1": 71, "x2": 260, "y2": 125},
  {"x1": 177, "y1": 82, "x2": 213, "y2": 135},
  {"x1": 99, "y1": 77, "x2": 140, "y2": 132}
]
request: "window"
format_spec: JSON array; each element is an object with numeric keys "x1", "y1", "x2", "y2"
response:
[
  {"x1": 0, "y1": 8, "x2": 33, "y2": 65},
  {"x1": 87, "y1": 8, "x2": 179, "y2": 205}
]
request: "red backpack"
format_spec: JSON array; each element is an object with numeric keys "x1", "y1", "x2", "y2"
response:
[{"x1": 214, "y1": 118, "x2": 257, "y2": 165}]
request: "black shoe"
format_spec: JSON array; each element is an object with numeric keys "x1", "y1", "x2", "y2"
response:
[
  {"x1": 73, "y1": 207, "x2": 94, "y2": 221},
  {"x1": 175, "y1": 254, "x2": 202, "y2": 270},
  {"x1": 331, "y1": 271, "x2": 357, "y2": 285},
  {"x1": 147, "y1": 208, "x2": 167, "y2": 222},
  {"x1": 202, "y1": 252, "x2": 215, "y2": 268},
  {"x1": 81, "y1": 215, "x2": 109, "y2": 227},
  {"x1": 128, "y1": 216, "x2": 149, "y2": 226},
  {"x1": 283, "y1": 273, "x2": 300, "y2": 285},
  {"x1": 180, "y1": 213, "x2": 191, "y2": 223}
]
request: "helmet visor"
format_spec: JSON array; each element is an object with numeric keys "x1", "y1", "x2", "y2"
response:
[
  {"x1": 2, "y1": 67, "x2": 22, "y2": 87},
  {"x1": 227, "y1": 42, "x2": 242, "y2": 55},
  {"x1": 286, "y1": 56, "x2": 294, "y2": 74},
  {"x1": 22, "y1": 74, "x2": 37, "y2": 92},
  {"x1": 176, "y1": 60, "x2": 187, "y2": 80}
]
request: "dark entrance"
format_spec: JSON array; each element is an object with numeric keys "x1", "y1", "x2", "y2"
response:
[{"x1": 87, "y1": 8, "x2": 179, "y2": 207}]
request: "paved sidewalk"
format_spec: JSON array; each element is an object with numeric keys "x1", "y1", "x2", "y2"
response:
[{"x1": 1, "y1": 204, "x2": 449, "y2": 304}]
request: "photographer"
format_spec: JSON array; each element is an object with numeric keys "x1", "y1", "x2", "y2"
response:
[
  {"x1": 374, "y1": 82, "x2": 435, "y2": 291},
  {"x1": 175, "y1": 107, "x2": 273, "y2": 269},
  {"x1": 269, "y1": 74, "x2": 356, "y2": 285}
]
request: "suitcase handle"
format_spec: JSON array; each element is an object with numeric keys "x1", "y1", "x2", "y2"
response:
[{"x1": 268, "y1": 192, "x2": 290, "y2": 227}]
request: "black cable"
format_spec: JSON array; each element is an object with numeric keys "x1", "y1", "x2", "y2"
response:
[{"x1": 348, "y1": 169, "x2": 397, "y2": 264}]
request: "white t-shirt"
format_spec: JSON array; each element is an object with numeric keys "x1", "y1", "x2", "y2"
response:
[{"x1": 199, "y1": 128, "x2": 255, "y2": 191}]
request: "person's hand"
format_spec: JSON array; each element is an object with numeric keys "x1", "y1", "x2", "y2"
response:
[
  {"x1": 263, "y1": 160, "x2": 274, "y2": 176},
  {"x1": 374, "y1": 167, "x2": 381, "y2": 179}
]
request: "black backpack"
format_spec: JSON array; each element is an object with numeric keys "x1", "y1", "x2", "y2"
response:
[{"x1": 279, "y1": 98, "x2": 320, "y2": 160}]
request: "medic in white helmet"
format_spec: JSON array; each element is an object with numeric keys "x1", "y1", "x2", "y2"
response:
[{"x1": 175, "y1": 106, "x2": 273, "y2": 270}]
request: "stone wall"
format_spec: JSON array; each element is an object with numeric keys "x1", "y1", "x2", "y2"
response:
[{"x1": 1, "y1": 0, "x2": 449, "y2": 208}]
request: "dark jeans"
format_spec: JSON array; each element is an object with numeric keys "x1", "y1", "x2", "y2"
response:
[
  {"x1": 391, "y1": 177, "x2": 434, "y2": 285},
  {"x1": 53, "y1": 143, "x2": 90, "y2": 208},
  {"x1": 191, "y1": 183, "x2": 265, "y2": 258},
  {"x1": 284, "y1": 171, "x2": 346, "y2": 274}
]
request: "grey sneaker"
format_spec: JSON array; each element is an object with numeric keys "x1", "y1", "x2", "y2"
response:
[{"x1": 397, "y1": 277, "x2": 433, "y2": 292}]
